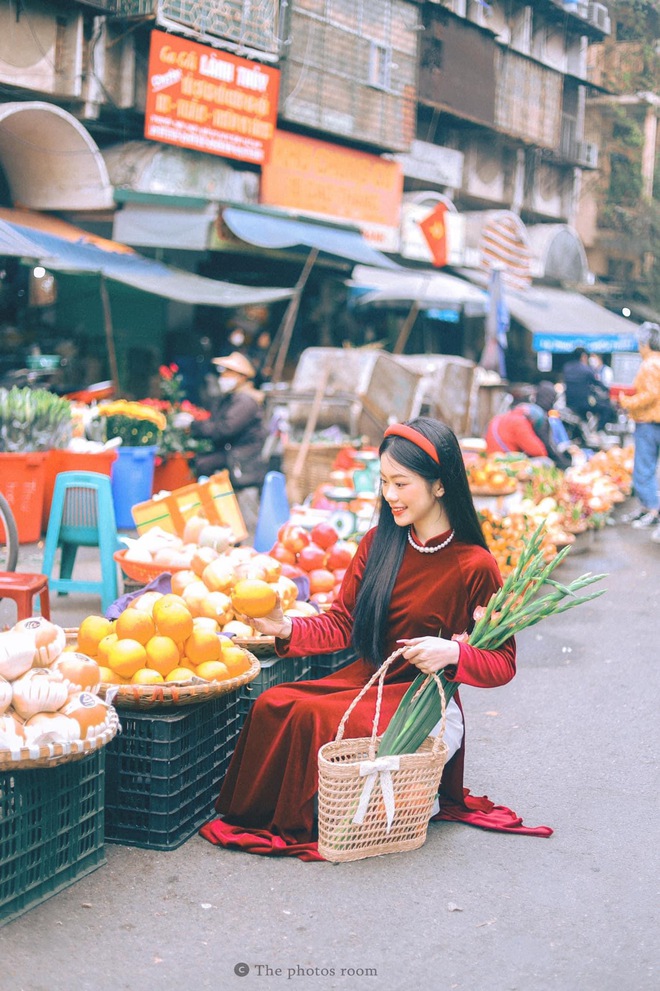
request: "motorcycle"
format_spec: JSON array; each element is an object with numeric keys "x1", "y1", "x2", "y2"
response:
[{"x1": 554, "y1": 387, "x2": 634, "y2": 451}]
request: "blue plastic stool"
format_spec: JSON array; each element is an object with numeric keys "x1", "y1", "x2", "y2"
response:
[
  {"x1": 253, "y1": 471, "x2": 290, "y2": 553},
  {"x1": 42, "y1": 470, "x2": 120, "y2": 614}
]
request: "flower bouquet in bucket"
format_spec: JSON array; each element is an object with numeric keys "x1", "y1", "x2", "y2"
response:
[{"x1": 317, "y1": 523, "x2": 606, "y2": 862}]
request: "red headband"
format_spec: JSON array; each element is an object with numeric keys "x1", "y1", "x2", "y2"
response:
[{"x1": 383, "y1": 424, "x2": 440, "y2": 464}]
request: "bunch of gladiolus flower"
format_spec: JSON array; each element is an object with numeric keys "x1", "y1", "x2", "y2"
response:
[{"x1": 377, "y1": 523, "x2": 606, "y2": 758}]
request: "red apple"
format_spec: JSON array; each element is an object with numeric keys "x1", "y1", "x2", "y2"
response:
[
  {"x1": 308, "y1": 568, "x2": 336, "y2": 594},
  {"x1": 310, "y1": 591, "x2": 335, "y2": 608},
  {"x1": 332, "y1": 568, "x2": 347, "y2": 584},
  {"x1": 297, "y1": 543, "x2": 328, "y2": 573},
  {"x1": 269, "y1": 542, "x2": 297, "y2": 566},
  {"x1": 310, "y1": 522, "x2": 339, "y2": 550},
  {"x1": 280, "y1": 562, "x2": 305, "y2": 580},
  {"x1": 277, "y1": 524, "x2": 311, "y2": 554},
  {"x1": 326, "y1": 540, "x2": 355, "y2": 571}
]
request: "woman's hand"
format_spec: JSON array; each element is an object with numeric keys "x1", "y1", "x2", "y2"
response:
[
  {"x1": 237, "y1": 596, "x2": 293, "y2": 639},
  {"x1": 396, "y1": 636, "x2": 460, "y2": 675}
]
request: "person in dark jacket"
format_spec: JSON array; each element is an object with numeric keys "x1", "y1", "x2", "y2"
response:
[
  {"x1": 562, "y1": 348, "x2": 615, "y2": 430},
  {"x1": 192, "y1": 351, "x2": 267, "y2": 539}
]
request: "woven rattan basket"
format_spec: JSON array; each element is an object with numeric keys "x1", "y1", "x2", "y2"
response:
[
  {"x1": 317, "y1": 650, "x2": 448, "y2": 862},
  {"x1": 0, "y1": 708, "x2": 120, "y2": 771},
  {"x1": 282, "y1": 442, "x2": 346, "y2": 503}
]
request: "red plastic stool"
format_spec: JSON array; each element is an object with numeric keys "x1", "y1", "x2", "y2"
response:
[{"x1": 0, "y1": 572, "x2": 51, "y2": 623}]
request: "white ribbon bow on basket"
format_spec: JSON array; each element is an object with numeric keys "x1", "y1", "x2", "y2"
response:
[{"x1": 352, "y1": 755, "x2": 401, "y2": 834}]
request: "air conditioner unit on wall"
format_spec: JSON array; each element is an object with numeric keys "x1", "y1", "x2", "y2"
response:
[
  {"x1": 588, "y1": 2, "x2": 611, "y2": 33},
  {"x1": 577, "y1": 141, "x2": 599, "y2": 168}
]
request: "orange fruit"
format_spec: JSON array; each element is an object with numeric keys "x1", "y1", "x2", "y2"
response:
[
  {"x1": 222, "y1": 619, "x2": 254, "y2": 638},
  {"x1": 231, "y1": 579, "x2": 278, "y2": 618},
  {"x1": 98, "y1": 664, "x2": 126, "y2": 685},
  {"x1": 129, "y1": 591, "x2": 163, "y2": 613},
  {"x1": 152, "y1": 598, "x2": 193, "y2": 642},
  {"x1": 195, "y1": 660, "x2": 231, "y2": 682},
  {"x1": 77, "y1": 615, "x2": 113, "y2": 657},
  {"x1": 97, "y1": 632, "x2": 119, "y2": 665},
  {"x1": 220, "y1": 644, "x2": 252, "y2": 677},
  {"x1": 165, "y1": 666, "x2": 196, "y2": 683},
  {"x1": 130, "y1": 668, "x2": 165, "y2": 685},
  {"x1": 184, "y1": 629, "x2": 222, "y2": 665},
  {"x1": 171, "y1": 570, "x2": 196, "y2": 596},
  {"x1": 106, "y1": 638, "x2": 148, "y2": 679},
  {"x1": 192, "y1": 616, "x2": 219, "y2": 633},
  {"x1": 144, "y1": 635, "x2": 180, "y2": 678},
  {"x1": 153, "y1": 593, "x2": 188, "y2": 614},
  {"x1": 115, "y1": 609, "x2": 156, "y2": 645}
]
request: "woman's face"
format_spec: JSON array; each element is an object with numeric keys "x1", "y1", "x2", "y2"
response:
[{"x1": 380, "y1": 451, "x2": 444, "y2": 532}]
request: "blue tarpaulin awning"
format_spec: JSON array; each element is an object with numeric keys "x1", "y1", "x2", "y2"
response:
[
  {"x1": 505, "y1": 286, "x2": 638, "y2": 353},
  {"x1": 223, "y1": 207, "x2": 399, "y2": 269},
  {"x1": 0, "y1": 210, "x2": 296, "y2": 308}
]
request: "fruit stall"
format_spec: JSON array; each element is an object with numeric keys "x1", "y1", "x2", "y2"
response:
[{"x1": 1, "y1": 429, "x2": 634, "y2": 922}]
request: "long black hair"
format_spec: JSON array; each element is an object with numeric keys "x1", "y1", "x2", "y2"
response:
[{"x1": 351, "y1": 417, "x2": 487, "y2": 667}]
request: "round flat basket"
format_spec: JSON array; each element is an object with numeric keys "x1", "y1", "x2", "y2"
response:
[
  {"x1": 97, "y1": 651, "x2": 260, "y2": 710},
  {"x1": 113, "y1": 549, "x2": 189, "y2": 584},
  {"x1": 233, "y1": 636, "x2": 276, "y2": 658},
  {"x1": 0, "y1": 708, "x2": 120, "y2": 771}
]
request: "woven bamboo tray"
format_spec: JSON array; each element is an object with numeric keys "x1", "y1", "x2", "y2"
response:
[
  {"x1": 0, "y1": 709, "x2": 120, "y2": 771},
  {"x1": 96, "y1": 652, "x2": 260, "y2": 710},
  {"x1": 233, "y1": 636, "x2": 277, "y2": 658}
]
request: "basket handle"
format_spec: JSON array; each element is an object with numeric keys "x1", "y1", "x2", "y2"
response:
[{"x1": 334, "y1": 647, "x2": 448, "y2": 759}]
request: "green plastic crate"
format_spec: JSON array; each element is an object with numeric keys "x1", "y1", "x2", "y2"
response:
[
  {"x1": 238, "y1": 653, "x2": 312, "y2": 718},
  {"x1": 0, "y1": 751, "x2": 106, "y2": 927},
  {"x1": 309, "y1": 646, "x2": 358, "y2": 680},
  {"x1": 104, "y1": 692, "x2": 242, "y2": 850}
]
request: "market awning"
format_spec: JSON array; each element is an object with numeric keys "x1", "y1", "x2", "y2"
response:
[
  {"x1": 0, "y1": 209, "x2": 296, "y2": 308},
  {"x1": 0, "y1": 219, "x2": 49, "y2": 258},
  {"x1": 503, "y1": 285, "x2": 639, "y2": 353},
  {"x1": 348, "y1": 264, "x2": 488, "y2": 317},
  {"x1": 222, "y1": 206, "x2": 399, "y2": 269}
]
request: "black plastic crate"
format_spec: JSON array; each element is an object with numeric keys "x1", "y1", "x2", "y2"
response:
[
  {"x1": 0, "y1": 751, "x2": 106, "y2": 927},
  {"x1": 104, "y1": 692, "x2": 242, "y2": 850},
  {"x1": 309, "y1": 646, "x2": 358, "y2": 680},
  {"x1": 238, "y1": 653, "x2": 312, "y2": 718}
]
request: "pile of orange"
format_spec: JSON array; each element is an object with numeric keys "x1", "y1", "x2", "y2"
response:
[{"x1": 76, "y1": 592, "x2": 252, "y2": 686}]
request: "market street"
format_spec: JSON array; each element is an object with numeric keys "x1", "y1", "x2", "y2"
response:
[{"x1": 1, "y1": 514, "x2": 658, "y2": 991}]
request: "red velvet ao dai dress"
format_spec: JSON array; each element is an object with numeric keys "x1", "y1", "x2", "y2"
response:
[{"x1": 200, "y1": 529, "x2": 552, "y2": 859}]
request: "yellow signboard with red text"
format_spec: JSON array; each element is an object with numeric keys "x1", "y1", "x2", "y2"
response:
[
  {"x1": 145, "y1": 30, "x2": 279, "y2": 165},
  {"x1": 260, "y1": 131, "x2": 403, "y2": 251}
]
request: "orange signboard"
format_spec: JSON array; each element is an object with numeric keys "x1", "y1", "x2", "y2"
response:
[
  {"x1": 144, "y1": 30, "x2": 279, "y2": 165},
  {"x1": 260, "y1": 131, "x2": 402, "y2": 248}
]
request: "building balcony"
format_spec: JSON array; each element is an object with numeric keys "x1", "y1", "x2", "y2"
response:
[{"x1": 115, "y1": 0, "x2": 281, "y2": 58}]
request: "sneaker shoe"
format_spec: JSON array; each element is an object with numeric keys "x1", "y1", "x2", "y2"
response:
[
  {"x1": 620, "y1": 507, "x2": 646, "y2": 524},
  {"x1": 631, "y1": 511, "x2": 659, "y2": 529}
]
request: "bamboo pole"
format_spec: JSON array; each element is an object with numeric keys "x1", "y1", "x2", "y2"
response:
[
  {"x1": 99, "y1": 275, "x2": 120, "y2": 395},
  {"x1": 269, "y1": 247, "x2": 319, "y2": 384}
]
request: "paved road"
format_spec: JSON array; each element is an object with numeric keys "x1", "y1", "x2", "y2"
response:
[{"x1": 1, "y1": 516, "x2": 658, "y2": 991}]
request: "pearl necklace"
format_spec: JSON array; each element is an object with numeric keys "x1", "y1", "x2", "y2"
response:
[{"x1": 407, "y1": 527, "x2": 455, "y2": 554}]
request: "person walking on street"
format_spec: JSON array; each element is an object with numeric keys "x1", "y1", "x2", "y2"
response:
[
  {"x1": 191, "y1": 351, "x2": 267, "y2": 539},
  {"x1": 617, "y1": 323, "x2": 660, "y2": 536}
]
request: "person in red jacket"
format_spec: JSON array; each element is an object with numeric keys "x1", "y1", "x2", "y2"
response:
[
  {"x1": 200, "y1": 418, "x2": 551, "y2": 860},
  {"x1": 485, "y1": 402, "x2": 549, "y2": 459}
]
